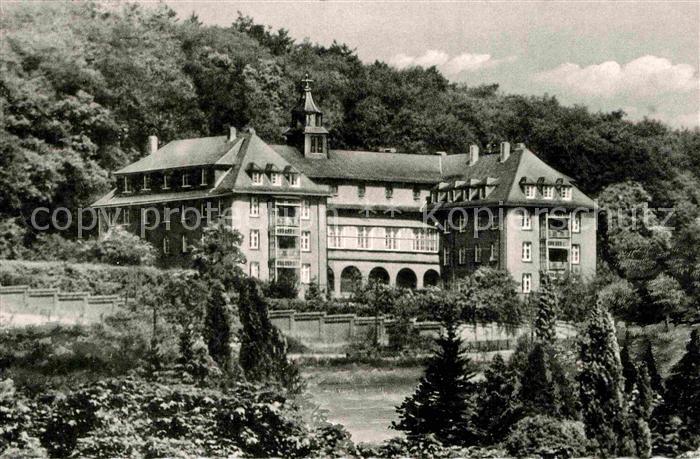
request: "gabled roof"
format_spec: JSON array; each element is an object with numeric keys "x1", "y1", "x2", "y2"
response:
[
  {"x1": 270, "y1": 145, "x2": 444, "y2": 184},
  {"x1": 115, "y1": 136, "x2": 242, "y2": 174}
]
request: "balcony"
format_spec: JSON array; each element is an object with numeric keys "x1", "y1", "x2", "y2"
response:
[
  {"x1": 548, "y1": 261, "x2": 569, "y2": 271},
  {"x1": 276, "y1": 248, "x2": 300, "y2": 259},
  {"x1": 548, "y1": 229, "x2": 570, "y2": 239},
  {"x1": 275, "y1": 226, "x2": 298, "y2": 236},
  {"x1": 273, "y1": 216, "x2": 299, "y2": 227}
]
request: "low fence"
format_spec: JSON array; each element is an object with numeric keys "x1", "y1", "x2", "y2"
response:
[
  {"x1": 0, "y1": 285, "x2": 124, "y2": 326},
  {"x1": 269, "y1": 309, "x2": 577, "y2": 349}
]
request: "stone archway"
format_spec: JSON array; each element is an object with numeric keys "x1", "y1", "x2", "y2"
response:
[
  {"x1": 340, "y1": 266, "x2": 362, "y2": 294},
  {"x1": 368, "y1": 267, "x2": 390, "y2": 285},
  {"x1": 396, "y1": 268, "x2": 417, "y2": 289},
  {"x1": 423, "y1": 269, "x2": 440, "y2": 287}
]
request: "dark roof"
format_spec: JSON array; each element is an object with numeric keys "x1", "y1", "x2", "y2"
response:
[
  {"x1": 92, "y1": 188, "x2": 232, "y2": 207},
  {"x1": 271, "y1": 145, "x2": 444, "y2": 183},
  {"x1": 115, "y1": 136, "x2": 242, "y2": 174}
]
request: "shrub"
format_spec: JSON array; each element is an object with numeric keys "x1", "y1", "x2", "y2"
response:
[
  {"x1": 265, "y1": 269, "x2": 299, "y2": 299},
  {"x1": 35, "y1": 376, "x2": 350, "y2": 458},
  {"x1": 0, "y1": 259, "x2": 179, "y2": 297},
  {"x1": 504, "y1": 415, "x2": 588, "y2": 459}
]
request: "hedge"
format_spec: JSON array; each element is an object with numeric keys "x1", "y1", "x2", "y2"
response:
[{"x1": 0, "y1": 259, "x2": 183, "y2": 297}]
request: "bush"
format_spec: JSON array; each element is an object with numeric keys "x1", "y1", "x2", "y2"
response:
[
  {"x1": 504, "y1": 415, "x2": 588, "y2": 458},
  {"x1": 0, "y1": 259, "x2": 179, "y2": 297},
  {"x1": 35, "y1": 377, "x2": 350, "y2": 458},
  {"x1": 359, "y1": 435, "x2": 506, "y2": 458}
]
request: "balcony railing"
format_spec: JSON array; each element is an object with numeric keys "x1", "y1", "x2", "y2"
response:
[
  {"x1": 548, "y1": 261, "x2": 569, "y2": 271},
  {"x1": 273, "y1": 216, "x2": 299, "y2": 227},
  {"x1": 276, "y1": 248, "x2": 300, "y2": 259},
  {"x1": 275, "y1": 226, "x2": 298, "y2": 236},
  {"x1": 548, "y1": 229, "x2": 570, "y2": 239}
]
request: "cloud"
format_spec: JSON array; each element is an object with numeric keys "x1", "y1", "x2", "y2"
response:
[
  {"x1": 389, "y1": 50, "x2": 513, "y2": 75},
  {"x1": 536, "y1": 55, "x2": 698, "y2": 97}
]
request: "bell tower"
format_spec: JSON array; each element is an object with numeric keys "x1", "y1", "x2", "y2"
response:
[{"x1": 284, "y1": 73, "x2": 329, "y2": 158}]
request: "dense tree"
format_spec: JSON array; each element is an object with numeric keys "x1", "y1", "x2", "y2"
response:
[
  {"x1": 534, "y1": 274, "x2": 558, "y2": 344},
  {"x1": 621, "y1": 343, "x2": 638, "y2": 395},
  {"x1": 238, "y1": 278, "x2": 304, "y2": 394},
  {"x1": 393, "y1": 309, "x2": 480, "y2": 445},
  {"x1": 641, "y1": 340, "x2": 663, "y2": 395},
  {"x1": 519, "y1": 343, "x2": 558, "y2": 417},
  {"x1": 578, "y1": 301, "x2": 632, "y2": 457},
  {"x1": 476, "y1": 354, "x2": 521, "y2": 444}
]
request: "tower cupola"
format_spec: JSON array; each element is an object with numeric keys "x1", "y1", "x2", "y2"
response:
[{"x1": 284, "y1": 73, "x2": 329, "y2": 158}]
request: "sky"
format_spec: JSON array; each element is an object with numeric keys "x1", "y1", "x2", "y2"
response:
[{"x1": 163, "y1": 1, "x2": 699, "y2": 129}]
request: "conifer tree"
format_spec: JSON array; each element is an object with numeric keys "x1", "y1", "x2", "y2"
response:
[
  {"x1": 658, "y1": 329, "x2": 700, "y2": 451},
  {"x1": 631, "y1": 366, "x2": 653, "y2": 459},
  {"x1": 621, "y1": 343, "x2": 638, "y2": 395},
  {"x1": 238, "y1": 278, "x2": 304, "y2": 394},
  {"x1": 641, "y1": 339, "x2": 663, "y2": 395},
  {"x1": 477, "y1": 354, "x2": 521, "y2": 444},
  {"x1": 578, "y1": 301, "x2": 631, "y2": 457},
  {"x1": 519, "y1": 342, "x2": 558, "y2": 417},
  {"x1": 203, "y1": 283, "x2": 233, "y2": 371},
  {"x1": 393, "y1": 310, "x2": 479, "y2": 446},
  {"x1": 534, "y1": 274, "x2": 558, "y2": 344}
]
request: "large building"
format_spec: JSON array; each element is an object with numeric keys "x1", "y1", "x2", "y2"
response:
[{"x1": 92, "y1": 75, "x2": 596, "y2": 296}]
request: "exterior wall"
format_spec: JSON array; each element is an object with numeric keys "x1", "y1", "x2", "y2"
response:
[
  {"x1": 328, "y1": 181, "x2": 430, "y2": 209},
  {"x1": 231, "y1": 195, "x2": 270, "y2": 280},
  {"x1": 504, "y1": 207, "x2": 543, "y2": 293},
  {"x1": 572, "y1": 210, "x2": 597, "y2": 280}
]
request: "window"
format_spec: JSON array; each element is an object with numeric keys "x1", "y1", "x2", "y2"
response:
[
  {"x1": 301, "y1": 264, "x2": 311, "y2": 283},
  {"x1": 522, "y1": 242, "x2": 532, "y2": 262},
  {"x1": 311, "y1": 136, "x2": 323, "y2": 153},
  {"x1": 358, "y1": 183, "x2": 366, "y2": 198},
  {"x1": 357, "y1": 226, "x2": 371, "y2": 249},
  {"x1": 162, "y1": 237, "x2": 169, "y2": 254},
  {"x1": 443, "y1": 247, "x2": 450, "y2": 266},
  {"x1": 458, "y1": 214, "x2": 466, "y2": 233},
  {"x1": 330, "y1": 184, "x2": 339, "y2": 196},
  {"x1": 572, "y1": 212, "x2": 581, "y2": 233},
  {"x1": 182, "y1": 171, "x2": 191, "y2": 187},
  {"x1": 287, "y1": 173, "x2": 300, "y2": 187},
  {"x1": 525, "y1": 185, "x2": 536, "y2": 199},
  {"x1": 328, "y1": 226, "x2": 342, "y2": 248},
  {"x1": 443, "y1": 218, "x2": 451, "y2": 234},
  {"x1": 543, "y1": 185, "x2": 554, "y2": 199},
  {"x1": 385, "y1": 228, "x2": 398, "y2": 250},
  {"x1": 572, "y1": 244, "x2": 580, "y2": 264},
  {"x1": 181, "y1": 235, "x2": 188, "y2": 253},
  {"x1": 123, "y1": 176, "x2": 131, "y2": 193},
  {"x1": 413, "y1": 187, "x2": 421, "y2": 201},
  {"x1": 250, "y1": 229, "x2": 259, "y2": 250},
  {"x1": 413, "y1": 228, "x2": 438, "y2": 252},
  {"x1": 475, "y1": 244, "x2": 481, "y2": 263},
  {"x1": 458, "y1": 248, "x2": 466, "y2": 265},
  {"x1": 385, "y1": 185, "x2": 394, "y2": 199},
  {"x1": 301, "y1": 231, "x2": 311, "y2": 251},
  {"x1": 490, "y1": 243, "x2": 497, "y2": 261},
  {"x1": 122, "y1": 208, "x2": 130, "y2": 225},
  {"x1": 163, "y1": 173, "x2": 170, "y2": 190},
  {"x1": 250, "y1": 196, "x2": 259, "y2": 217},
  {"x1": 520, "y1": 209, "x2": 532, "y2": 230},
  {"x1": 200, "y1": 169, "x2": 207, "y2": 186},
  {"x1": 301, "y1": 200, "x2": 310, "y2": 219},
  {"x1": 143, "y1": 174, "x2": 151, "y2": 190},
  {"x1": 270, "y1": 172, "x2": 281, "y2": 186},
  {"x1": 522, "y1": 273, "x2": 532, "y2": 293},
  {"x1": 561, "y1": 186, "x2": 572, "y2": 200},
  {"x1": 252, "y1": 172, "x2": 263, "y2": 186},
  {"x1": 250, "y1": 262, "x2": 260, "y2": 278}
]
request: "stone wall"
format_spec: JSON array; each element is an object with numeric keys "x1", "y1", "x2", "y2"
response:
[{"x1": 0, "y1": 285, "x2": 123, "y2": 326}]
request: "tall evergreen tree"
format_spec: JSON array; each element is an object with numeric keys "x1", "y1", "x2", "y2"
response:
[
  {"x1": 621, "y1": 343, "x2": 638, "y2": 395},
  {"x1": 631, "y1": 366, "x2": 653, "y2": 459},
  {"x1": 203, "y1": 283, "x2": 233, "y2": 371},
  {"x1": 238, "y1": 278, "x2": 304, "y2": 394},
  {"x1": 477, "y1": 354, "x2": 521, "y2": 444},
  {"x1": 534, "y1": 274, "x2": 558, "y2": 344},
  {"x1": 393, "y1": 313, "x2": 479, "y2": 445},
  {"x1": 519, "y1": 342, "x2": 558, "y2": 417},
  {"x1": 578, "y1": 301, "x2": 632, "y2": 457},
  {"x1": 658, "y1": 329, "x2": 700, "y2": 451},
  {"x1": 641, "y1": 339, "x2": 663, "y2": 395}
]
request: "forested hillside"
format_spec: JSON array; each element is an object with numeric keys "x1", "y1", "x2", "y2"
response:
[{"x1": 1, "y1": 2, "x2": 699, "y2": 321}]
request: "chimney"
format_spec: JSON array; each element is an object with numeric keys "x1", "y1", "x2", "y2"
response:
[
  {"x1": 516, "y1": 142, "x2": 526, "y2": 151},
  {"x1": 148, "y1": 135, "x2": 158, "y2": 154},
  {"x1": 469, "y1": 144, "x2": 479, "y2": 166},
  {"x1": 228, "y1": 126, "x2": 237, "y2": 142},
  {"x1": 248, "y1": 127, "x2": 256, "y2": 135},
  {"x1": 500, "y1": 141, "x2": 511, "y2": 162}
]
